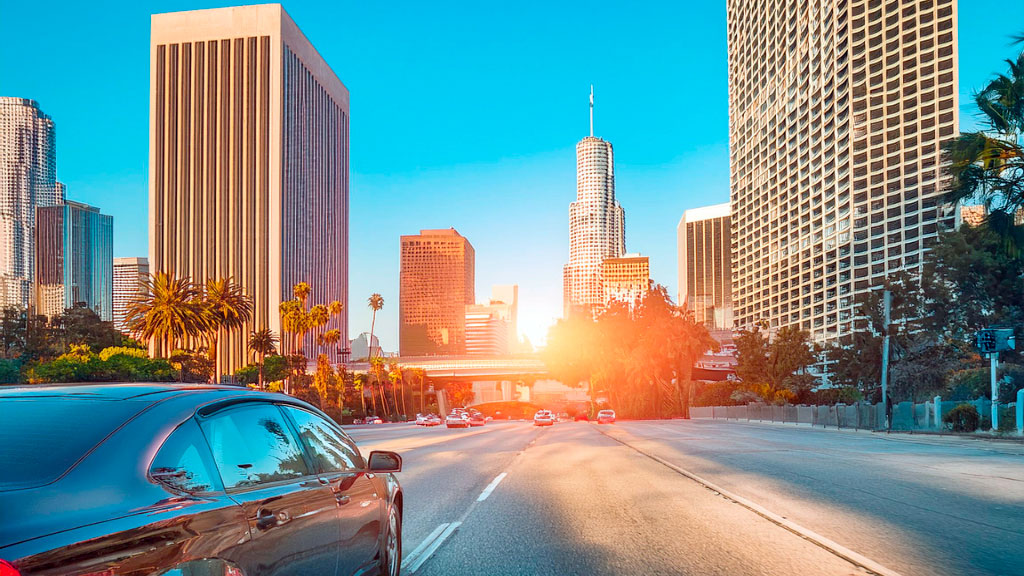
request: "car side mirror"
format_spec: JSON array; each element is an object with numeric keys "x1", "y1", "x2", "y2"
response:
[{"x1": 368, "y1": 450, "x2": 402, "y2": 473}]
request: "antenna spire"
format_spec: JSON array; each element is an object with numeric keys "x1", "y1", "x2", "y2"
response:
[{"x1": 589, "y1": 85, "x2": 594, "y2": 137}]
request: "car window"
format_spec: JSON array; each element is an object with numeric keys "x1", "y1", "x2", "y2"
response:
[
  {"x1": 151, "y1": 418, "x2": 221, "y2": 494},
  {"x1": 200, "y1": 403, "x2": 311, "y2": 490},
  {"x1": 0, "y1": 398, "x2": 148, "y2": 491},
  {"x1": 282, "y1": 406, "x2": 364, "y2": 473}
]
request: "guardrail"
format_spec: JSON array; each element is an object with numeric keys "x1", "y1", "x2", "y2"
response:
[{"x1": 692, "y1": 393, "x2": 1023, "y2": 435}]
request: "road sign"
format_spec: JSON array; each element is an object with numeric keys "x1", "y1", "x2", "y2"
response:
[{"x1": 975, "y1": 328, "x2": 1015, "y2": 354}]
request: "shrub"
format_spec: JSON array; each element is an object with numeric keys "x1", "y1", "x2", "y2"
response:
[
  {"x1": 99, "y1": 346, "x2": 149, "y2": 361},
  {"x1": 0, "y1": 358, "x2": 21, "y2": 384},
  {"x1": 693, "y1": 381, "x2": 744, "y2": 406},
  {"x1": 943, "y1": 403, "x2": 980, "y2": 433}
]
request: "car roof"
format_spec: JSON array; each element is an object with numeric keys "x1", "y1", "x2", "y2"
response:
[{"x1": 0, "y1": 382, "x2": 255, "y2": 400}]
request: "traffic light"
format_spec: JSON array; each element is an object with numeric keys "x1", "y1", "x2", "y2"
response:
[{"x1": 975, "y1": 329, "x2": 1016, "y2": 354}]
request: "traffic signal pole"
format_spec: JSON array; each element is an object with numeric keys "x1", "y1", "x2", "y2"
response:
[{"x1": 991, "y1": 352, "x2": 999, "y2": 432}]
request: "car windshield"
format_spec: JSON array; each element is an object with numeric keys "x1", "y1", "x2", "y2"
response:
[{"x1": 0, "y1": 397, "x2": 148, "y2": 490}]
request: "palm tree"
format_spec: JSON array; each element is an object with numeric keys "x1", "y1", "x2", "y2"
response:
[
  {"x1": 309, "y1": 304, "x2": 329, "y2": 350},
  {"x1": 126, "y1": 272, "x2": 207, "y2": 356},
  {"x1": 279, "y1": 299, "x2": 307, "y2": 356},
  {"x1": 415, "y1": 368, "x2": 428, "y2": 413},
  {"x1": 318, "y1": 328, "x2": 341, "y2": 352},
  {"x1": 353, "y1": 372, "x2": 368, "y2": 416},
  {"x1": 389, "y1": 361, "x2": 407, "y2": 418},
  {"x1": 247, "y1": 328, "x2": 278, "y2": 390},
  {"x1": 367, "y1": 293, "x2": 384, "y2": 361},
  {"x1": 203, "y1": 277, "x2": 254, "y2": 382},
  {"x1": 370, "y1": 355, "x2": 390, "y2": 417},
  {"x1": 946, "y1": 44, "x2": 1024, "y2": 254},
  {"x1": 294, "y1": 282, "x2": 311, "y2": 309}
]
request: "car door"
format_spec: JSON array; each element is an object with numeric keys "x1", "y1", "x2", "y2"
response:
[
  {"x1": 198, "y1": 402, "x2": 342, "y2": 576},
  {"x1": 280, "y1": 405, "x2": 385, "y2": 576}
]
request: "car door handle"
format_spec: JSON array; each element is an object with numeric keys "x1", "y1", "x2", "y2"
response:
[
  {"x1": 336, "y1": 494, "x2": 351, "y2": 506},
  {"x1": 256, "y1": 509, "x2": 290, "y2": 530}
]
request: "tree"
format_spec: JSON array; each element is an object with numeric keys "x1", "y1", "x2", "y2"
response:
[
  {"x1": 126, "y1": 273, "x2": 208, "y2": 357},
  {"x1": 367, "y1": 293, "x2": 384, "y2": 362},
  {"x1": 945, "y1": 41, "x2": 1024, "y2": 255},
  {"x1": 312, "y1": 354, "x2": 336, "y2": 410},
  {"x1": 734, "y1": 326, "x2": 816, "y2": 404},
  {"x1": 247, "y1": 328, "x2": 278, "y2": 390},
  {"x1": 369, "y1": 355, "x2": 391, "y2": 417},
  {"x1": 53, "y1": 304, "x2": 123, "y2": 352},
  {"x1": 318, "y1": 328, "x2": 341, "y2": 356},
  {"x1": 202, "y1": 278, "x2": 254, "y2": 382},
  {"x1": 353, "y1": 372, "x2": 369, "y2": 416}
]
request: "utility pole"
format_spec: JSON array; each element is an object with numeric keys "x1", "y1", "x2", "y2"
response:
[{"x1": 881, "y1": 290, "x2": 891, "y2": 430}]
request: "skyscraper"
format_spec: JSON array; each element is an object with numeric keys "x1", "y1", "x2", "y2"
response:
[
  {"x1": 678, "y1": 203, "x2": 732, "y2": 329},
  {"x1": 35, "y1": 200, "x2": 114, "y2": 320},
  {"x1": 563, "y1": 88, "x2": 625, "y2": 316},
  {"x1": 149, "y1": 4, "x2": 349, "y2": 371},
  {"x1": 465, "y1": 304, "x2": 510, "y2": 356},
  {"x1": 113, "y1": 257, "x2": 149, "y2": 332},
  {"x1": 1, "y1": 98, "x2": 64, "y2": 311},
  {"x1": 399, "y1": 229, "x2": 475, "y2": 356},
  {"x1": 489, "y1": 284, "x2": 519, "y2": 351},
  {"x1": 727, "y1": 0, "x2": 958, "y2": 341},
  {"x1": 601, "y1": 255, "x2": 649, "y2": 309}
]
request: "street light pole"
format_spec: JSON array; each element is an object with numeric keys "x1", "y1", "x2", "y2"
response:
[{"x1": 881, "y1": 290, "x2": 891, "y2": 430}]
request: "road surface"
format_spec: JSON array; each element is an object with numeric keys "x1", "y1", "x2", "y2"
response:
[{"x1": 346, "y1": 419, "x2": 1024, "y2": 576}]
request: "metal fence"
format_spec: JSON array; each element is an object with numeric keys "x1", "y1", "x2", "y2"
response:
[{"x1": 692, "y1": 393, "x2": 1024, "y2": 434}]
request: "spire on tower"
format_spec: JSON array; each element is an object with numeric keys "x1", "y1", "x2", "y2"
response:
[{"x1": 589, "y1": 85, "x2": 594, "y2": 137}]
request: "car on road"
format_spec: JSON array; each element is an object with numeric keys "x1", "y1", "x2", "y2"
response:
[
  {"x1": 0, "y1": 383, "x2": 405, "y2": 576},
  {"x1": 533, "y1": 410, "x2": 555, "y2": 426},
  {"x1": 468, "y1": 412, "x2": 486, "y2": 427},
  {"x1": 446, "y1": 412, "x2": 470, "y2": 428},
  {"x1": 597, "y1": 409, "x2": 616, "y2": 424},
  {"x1": 425, "y1": 414, "x2": 442, "y2": 426}
]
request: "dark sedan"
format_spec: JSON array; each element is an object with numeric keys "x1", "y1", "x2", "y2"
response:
[{"x1": 0, "y1": 384, "x2": 403, "y2": 576}]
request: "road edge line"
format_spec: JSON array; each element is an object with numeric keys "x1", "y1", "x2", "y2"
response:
[
  {"x1": 595, "y1": 427, "x2": 904, "y2": 576},
  {"x1": 401, "y1": 522, "x2": 449, "y2": 572},
  {"x1": 477, "y1": 472, "x2": 508, "y2": 502}
]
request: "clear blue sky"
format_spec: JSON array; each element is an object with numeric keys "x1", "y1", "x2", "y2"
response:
[{"x1": 1, "y1": 1, "x2": 1021, "y2": 349}]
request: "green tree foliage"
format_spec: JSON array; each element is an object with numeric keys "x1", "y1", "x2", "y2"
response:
[
  {"x1": 25, "y1": 345, "x2": 175, "y2": 383},
  {"x1": 0, "y1": 358, "x2": 21, "y2": 384},
  {"x1": 734, "y1": 326, "x2": 816, "y2": 404},
  {"x1": 944, "y1": 43, "x2": 1024, "y2": 255},
  {"x1": 543, "y1": 285, "x2": 718, "y2": 419},
  {"x1": 52, "y1": 304, "x2": 124, "y2": 351}
]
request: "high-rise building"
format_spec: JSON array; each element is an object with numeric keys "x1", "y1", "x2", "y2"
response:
[
  {"x1": 349, "y1": 332, "x2": 381, "y2": 361},
  {"x1": 35, "y1": 200, "x2": 113, "y2": 320},
  {"x1": 678, "y1": 203, "x2": 732, "y2": 329},
  {"x1": 400, "y1": 229, "x2": 475, "y2": 356},
  {"x1": 957, "y1": 204, "x2": 986, "y2": 228},
  {"x1": 1, "y1": 98, "x2": 64, "y2": 311},
  {"x1": 149, "y1": 4, "x2": 349, "y2": 372},
  {"x1": 488, "y1": 284, "x2": 519, "y2": 351},
  {"x1": 113, "y1": 257, "x2": 149, "y2": 332},
  {"x1": 601, "y1": 255, "x2": 649, "y2": 309},
  {"x1": 563, "y1": 88, "x2": 625, "y2": 317},
  {"x1": 727, "y1": 0, "x2": 958, "y2": 341},
  {"x1": 465, "y1": 304, "x2": 510, "y2": 356}
]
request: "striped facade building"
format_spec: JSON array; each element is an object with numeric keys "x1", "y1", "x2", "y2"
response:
[
  {"x1": 113, "y1": 257, "x2": 149, "y2": 333},
  {"x1": 34, "y1": 200, "x2": 114, "y2": 320},
  {"x1": 678, "y1": 203, "x2": 732, "y2": 330},
  {"x1": 727, "y1": 0, "x2": 958, "y2": 341},
  {"x1": 149, "y1": 4, "x2": 349, "y2": 371}
]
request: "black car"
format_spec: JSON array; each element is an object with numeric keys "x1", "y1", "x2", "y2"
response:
[{"x1": 0, "y1": 384, "x2": 403, "y2": 576}]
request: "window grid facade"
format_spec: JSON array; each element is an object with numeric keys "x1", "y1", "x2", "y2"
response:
[
  {"x1": 113, "y1": 257, "x2": 149, "y2": 332},
  {"x1": 399, "y1": 229, "x2": 475, "y2": 356},
  {"x1": 601, "y1": 255, "x2": 650, "y2": 309},
  {"x1": 35, "y1": 201, "x2": 113, "y2": 320},
  {"x1": 727, "y1": 0, "x2": 958, "y2": 341}
]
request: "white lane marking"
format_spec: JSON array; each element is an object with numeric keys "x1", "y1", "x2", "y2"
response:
[
  {"x1": 404, "y1": 521, "x2": 462, "y2": 574},
  {"x1": 595, "y1": 426, "x2": 903, "y2": 576},
  {"x1": 401, "y1": 522, "x2": 448, "y2": 572},
  {"x1": 476, "y1": 472, "x2": 508, "y2": 502}
]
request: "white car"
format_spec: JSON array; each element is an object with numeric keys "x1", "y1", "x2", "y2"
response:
[
  {"x1": 533, "y1": 410, "x2": 554, "y2": 426},
  {"x1": 596, "y1": 409, "x2": 616, "y2": 424}
]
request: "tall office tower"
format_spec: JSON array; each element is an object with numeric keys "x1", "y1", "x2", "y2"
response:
[
  {"x1": 1, "y1": 98, "x2": 64, "y2": 310},
  {"x1": 113, "y1": 257, "x2": 150, "y2": 332},
  {"x1": 727, "y1": 0, "x2": 958, "y2": 341},
  {"x1": 678, "y1": 203, "x2": 733, "y2": 329},
  {"x1": 35, "y1": 200, "x2": 114, "y2": 320},
  {"x1": 488, "y1": 284, "x2": 519, "y2": 351},
  {"x1": 399, "y1": 229, "x2": 475, "y2": 356},
  {"x1": 601, "y1": 254, "x2": 649, "y2": 309},
  {"x1": 465, "y1": 304, "x2": 510, "y2": 356},
  {"x1": 149, "y1": 5, "x2": 349, "y2": 371},
  {"x1": 563, "y1": 88, "x2": 626, "y2": 317}
]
